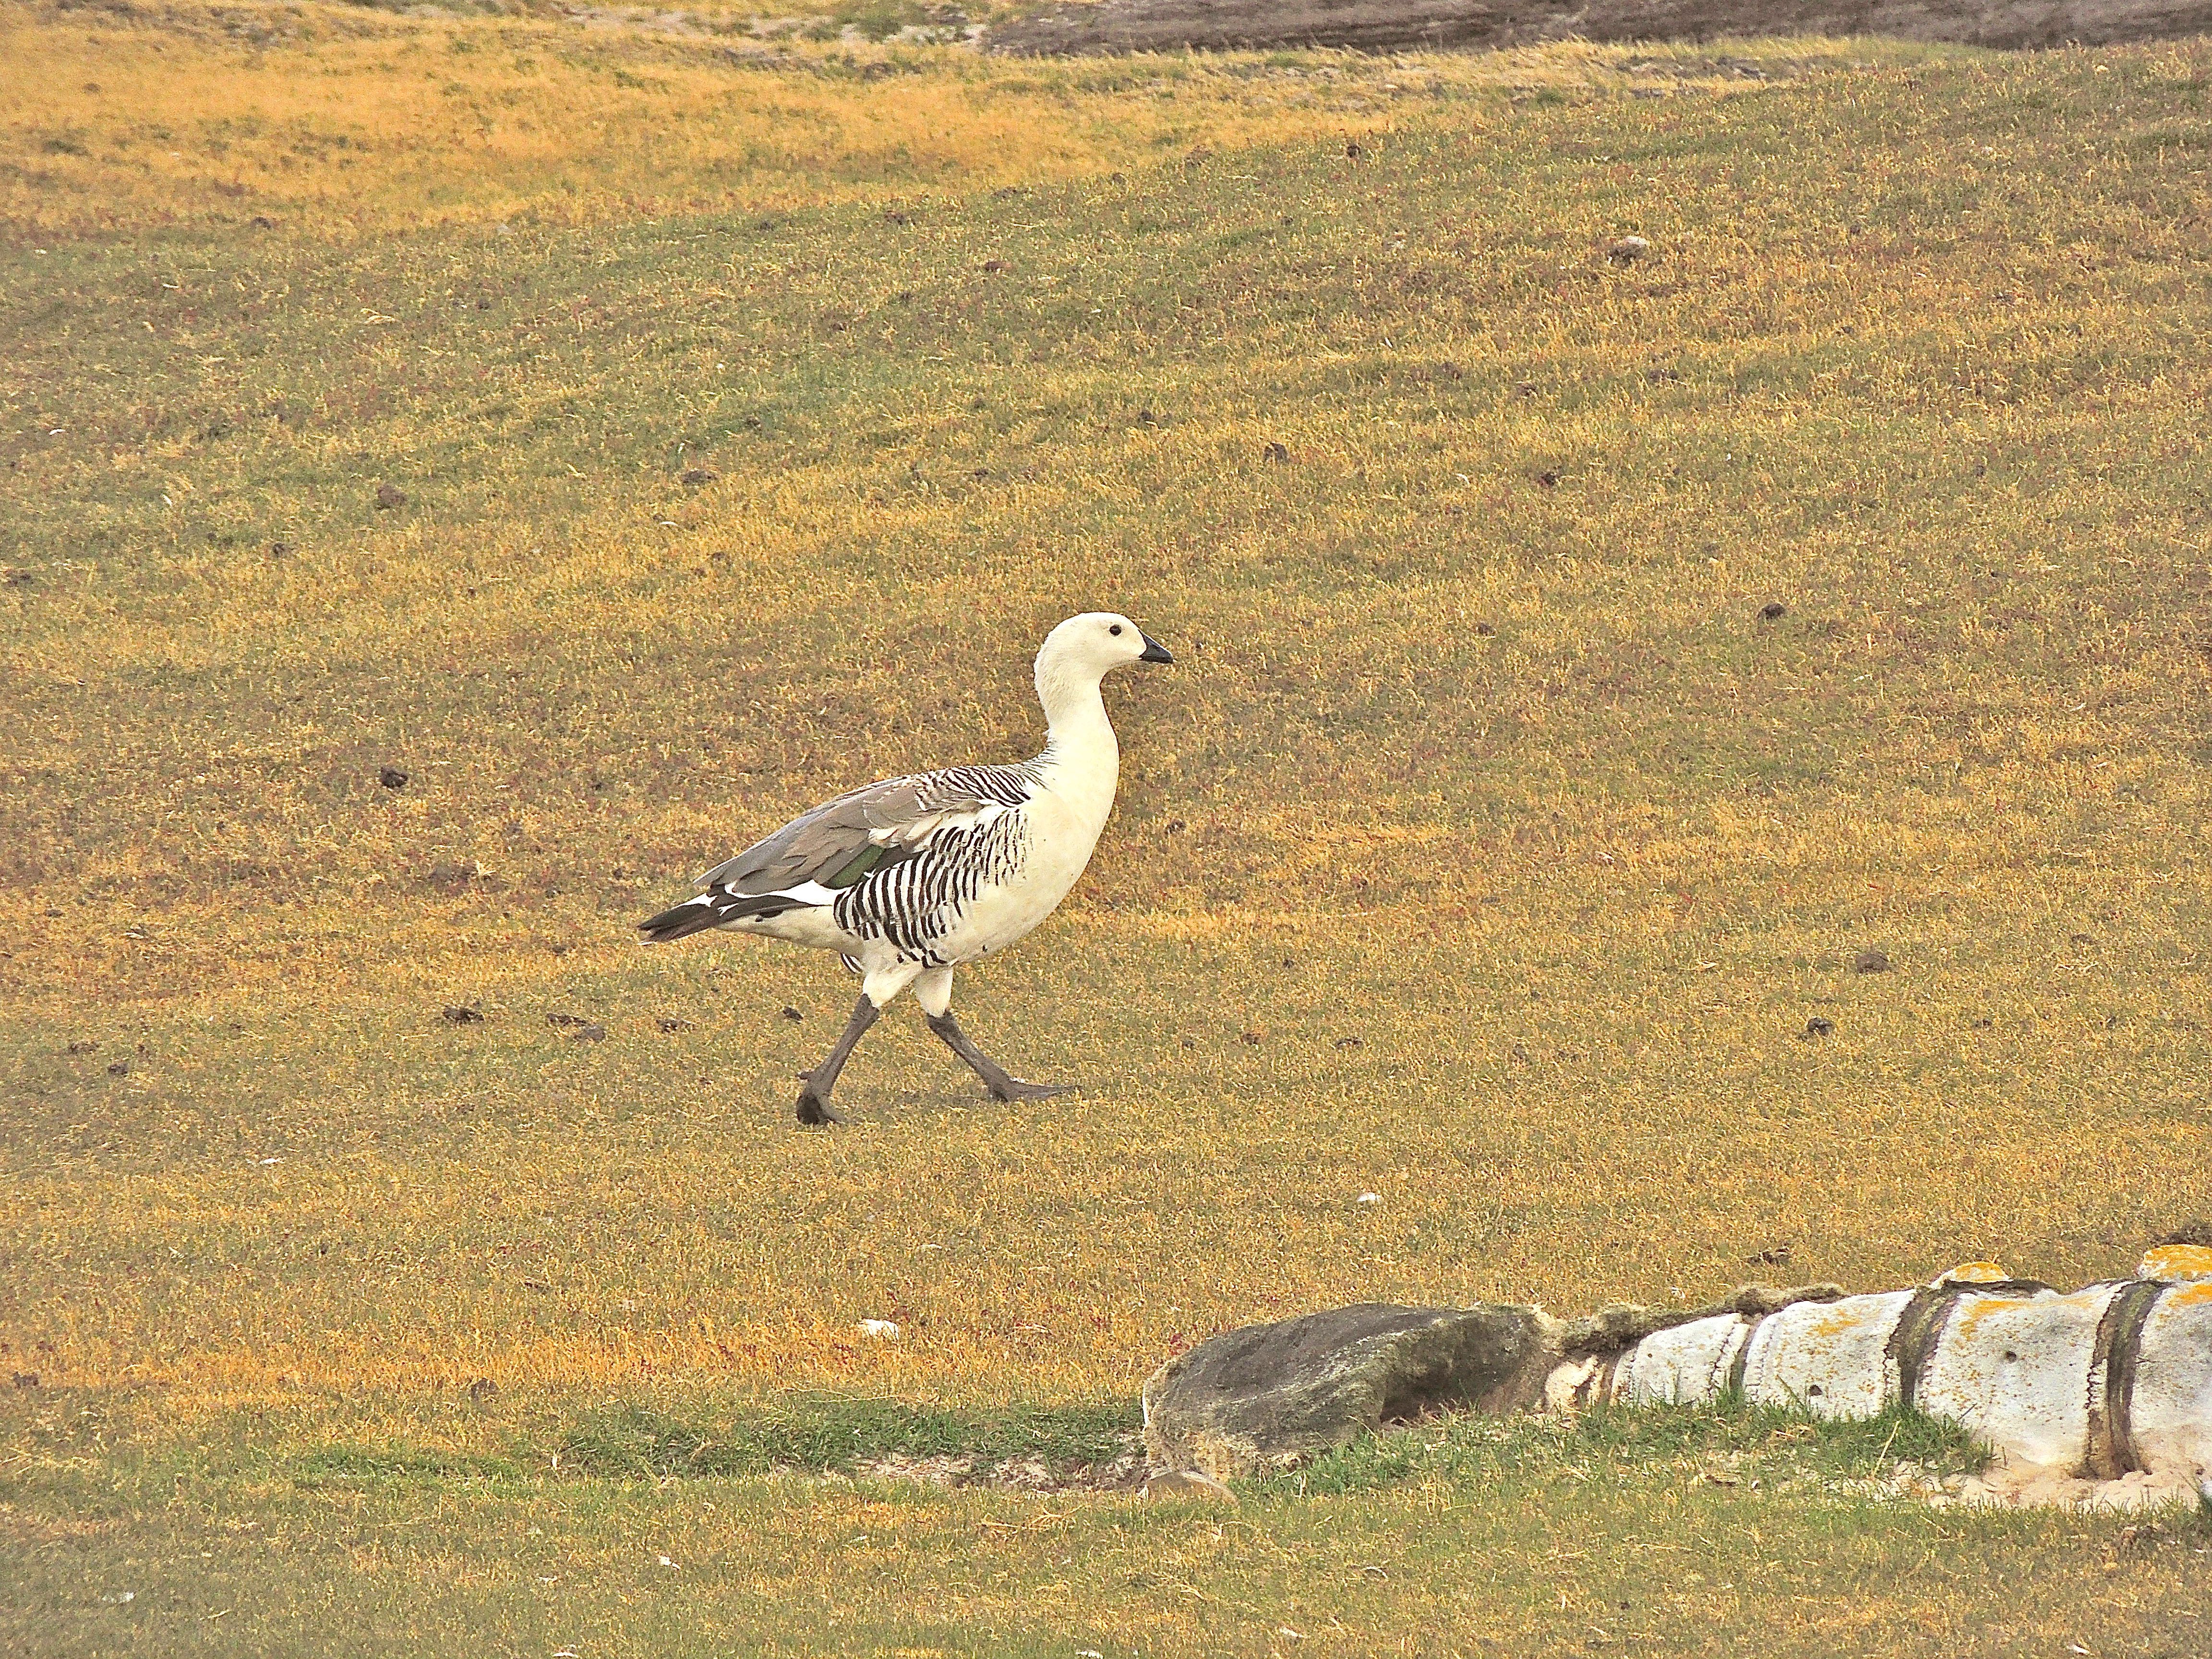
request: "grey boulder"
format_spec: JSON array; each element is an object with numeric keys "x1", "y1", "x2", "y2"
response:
[{"x1": 1142, "y1": 1302, "x2": 1559, "y2": 1478}]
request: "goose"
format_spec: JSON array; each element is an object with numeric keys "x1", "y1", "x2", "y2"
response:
[{"x1": 639, "y1": 612, "x2": 1173, "y2": 1124}]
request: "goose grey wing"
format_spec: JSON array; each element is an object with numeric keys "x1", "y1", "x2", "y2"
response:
[{"x1": 695, "y1": 765, "x2": 1034, "y2": 897}]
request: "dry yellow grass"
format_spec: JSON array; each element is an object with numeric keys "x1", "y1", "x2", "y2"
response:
[
  {"x1": 4, "y1": 10, "x2": 2212, "y2": 1652},
  {"x1": 4, "y1": 0, "x2": 1867, "y2": 235}
]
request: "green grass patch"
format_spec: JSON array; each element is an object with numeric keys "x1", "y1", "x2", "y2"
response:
[
  {"x1": 556, "y1": 1395, "x2": 1140, "y2": 1479},
  {"x1": 287, "y1": 1443, "x2": 525, "y2": 1486},
  {"x1": 1250, "y1": 1398, "x2": 1992, "y2": 1498}
]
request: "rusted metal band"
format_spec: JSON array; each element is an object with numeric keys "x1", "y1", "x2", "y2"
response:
[
  {"x1": 2085, "y1": 1279, "x2": 2172, "y2": 1478},
  {"x1": 1885, "y1": 1280, "x2": 2052, "y2": 1409}
]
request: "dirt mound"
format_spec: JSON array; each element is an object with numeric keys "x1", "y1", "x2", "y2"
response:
[{"x1": 988, "y1": 0, "x2": 2212, "y2": 56}]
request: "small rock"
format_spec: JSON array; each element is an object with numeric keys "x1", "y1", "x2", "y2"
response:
[
  {"x1": 1802, "y1": 1016, "x2": 1835, "y2": 1039},
  {"x1": 374, "y1": 483, "x2": 409, "y2": 510},
  {"x1": 378, "y1": 766, "x2": 409, "y2": 790},
  {"x1": 1143, "y1": 1303, "x2": 1557, "y2": 1477},
  {"x1": 1144, "y1": 1467, "x2": 1238, "y2": 1502},
  {"x1": 1356, "y1": 1192, "x2": 1382, "y2": 1205},
  {"x1": 1852, "y1": 949, "x2": 1892, "y2": 974},
  {"x1": 1759, "y1": 601, "x2": 1787, "y2": 621},
  {"x1": 858, "y1": 1318, "x2": 901, "y2": 1339},
  {"x1": 1607, "y1": 235, "x2": 1652, "y2": 265},
  {"x1": 442, "y1": 1005, "x2": 484, "y2": 1024}
]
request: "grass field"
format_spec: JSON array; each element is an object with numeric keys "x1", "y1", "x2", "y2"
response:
[{"x1": 5, "y1": 2, "x2": 2212, "y2": 1651}]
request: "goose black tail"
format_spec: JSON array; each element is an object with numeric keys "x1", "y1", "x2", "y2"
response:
[{"x1": 637, "y1": 890, "x2": 798, "y2": 944}]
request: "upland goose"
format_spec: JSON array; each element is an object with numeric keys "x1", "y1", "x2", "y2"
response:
[{"x1": 639, "y1": 612, "x2": 1172, "y2": 1124}]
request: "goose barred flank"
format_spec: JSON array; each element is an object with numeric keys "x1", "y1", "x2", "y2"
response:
[
  {"x1": 638, "y1": 613, "x2": 1172, "y2": 1124},
  {"x1": 835, "y1": 767, "x2": 1037, "y2": 968}
]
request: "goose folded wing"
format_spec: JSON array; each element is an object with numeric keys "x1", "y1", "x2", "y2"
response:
[{"x1": 694, "y1": 773, "x2": 1008, "y2": 897}]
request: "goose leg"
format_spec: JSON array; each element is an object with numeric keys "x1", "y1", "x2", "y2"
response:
[
  {"x1": 795, "y1": 995, "x2": 879, "y2": 1125},
  {"x1": 925, "y1": 1010, "x2": 1075, "y2": 1104}
]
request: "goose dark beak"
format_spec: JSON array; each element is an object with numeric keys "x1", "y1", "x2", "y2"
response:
[{"x1": 1138, "y1": 634, "x2": 1173, "y2": 664}]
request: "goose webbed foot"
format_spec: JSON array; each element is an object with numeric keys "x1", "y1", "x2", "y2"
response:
[
  {"x1": 794, "y1": 1088, "x2": 847, "y2": 1126},
  {"x1": 793, "y1": 994, "x2": 879, "y2": 1128},
  {"x1": 987, "y1": 1078, "x2": 1077, "y2": 1104},
  {"x1": 925, "y1": 1011, "x2": 1076, "y2": 1106}
]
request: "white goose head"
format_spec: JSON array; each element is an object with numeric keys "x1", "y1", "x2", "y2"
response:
[
  {"x1": 1036, "y1": 611, "x2": 1172, "y2": 682},
  {"x1": 1032, "y1": 611, "x2": 1172, "y2": 735}
]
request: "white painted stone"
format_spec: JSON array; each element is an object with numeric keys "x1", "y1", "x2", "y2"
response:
[
  {"x1": 2130, "y1": 1279, "x2": 2212, "y2": 1483},
  {"x1": 1539, "y1": 1255, "x2": 2212, "y2": 1496},
  {"x1": 1739, "y1": 1290, "x2": 1918, "y2": 1419},
  {"x1": 1917, "y1": 1284, "x2": 2108, "y2": 1471},
  {"x1": 1615, "y1": 1313, "x2": 1745, "y2": 1407}
]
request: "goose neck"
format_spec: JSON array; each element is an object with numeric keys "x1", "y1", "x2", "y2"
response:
[{"x1": 1035, "y1": 668, "x2": 1118, "y2": 779}]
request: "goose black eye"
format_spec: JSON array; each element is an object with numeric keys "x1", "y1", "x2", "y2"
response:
[{"x1": 1109, "y1": 624, "x2": 1123, "y2": 636}]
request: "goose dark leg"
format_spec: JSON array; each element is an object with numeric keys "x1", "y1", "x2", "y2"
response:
[
  {"x1": 796, "y1": 995, "x2": 879, "y2": 1125},
  {"x1": 926, "y1": 1011, "x2": 1075, "y2": 1104}
]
